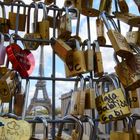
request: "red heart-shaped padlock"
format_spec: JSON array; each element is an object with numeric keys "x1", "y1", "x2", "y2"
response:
[{"x1": 6, "y1": 43, "x2": 35, "y2": 78}]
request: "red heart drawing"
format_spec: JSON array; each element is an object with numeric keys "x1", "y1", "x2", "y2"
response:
[{"x1": 6, "y1": 43, "x2": 35, "y2": 78}]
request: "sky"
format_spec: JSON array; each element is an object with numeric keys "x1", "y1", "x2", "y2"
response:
[{"x1": 1, "y1": 0, "x2": 139, "y2": 110}]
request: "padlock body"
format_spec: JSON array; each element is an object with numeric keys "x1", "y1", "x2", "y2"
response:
[
  {"x1": 65, "y1": 50, "x2": 86, "y2": 77},
  {"x1": 118, "y1": 0, "x2": 129, "y2": 13},
  {"x1": 44, "y1": 0, "x2": 54, "y2": 5},
  {"x1": 0, "y1": 18, "x2": 9, "y2": 33},
  {"x1": 9, "y1": 12, "x2": 26, "y2": 31},
  {"x1": 24, "y1": 33, "x2": 41, "y2": 50},
  {"x1": 94, "y1": 52, "x2": 104, "y2": 77},
  {"x1": 107, "y1": 29, "x2": 133, "y2": 58},
  {"x1": 85, "y1": 88, "x2": 96, "y2": 109},
  {"x1": 95, "y1": 88, "x2": 130, "y2": 123},
  {"x1": 126, "y1": 31, "x2": 140, "y2": 46},
  {"x1": 129, "y1": 90, "x2": 139, "y2": 108},
  {"x1": 115, "y1": 60, "x2": 140, "y2": 90}
]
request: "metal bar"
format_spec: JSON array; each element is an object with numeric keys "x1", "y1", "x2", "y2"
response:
[{"x1": 87, "y1": 16, "x2": 91, "y2": 41}]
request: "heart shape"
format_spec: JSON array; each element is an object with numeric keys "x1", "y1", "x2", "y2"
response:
[{"x1": 6, "y1": 43, "x2": 35, "y2": 78}]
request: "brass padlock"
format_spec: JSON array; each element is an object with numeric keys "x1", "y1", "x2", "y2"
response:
[
  {"x1": 84, "y1": 76, "x2": 96, "y2": 109},
  {"x1": 9, "y1": 0, "x2": 26, "y2": 31},
  {"x1": 70, "y1": 76, "x2": 85, "y2": 115},
  {"x1": 0, "y1": 33, "x2": 6, "y2": 65},
  {"x1": 0, "y1": 117, "x2": 32, "y2": 140},
  {"x1": 99, "y1": 0, "x2": 112, "y2": 15},
  {"x1": 95, "y1": 74, "x2": 130, "y2": 123},
  {"x1": 101, "y1": 11, "x2": 133, "y2": 58},
  {"x1": 113, "y1": 12, "x2": 140, "y2": 27},
  {"x1": 56, "y1": 115, "x2": 83, "y2": 140},
  {"x1": 38, "y1": 2, "x2": 50, "y2": 45},
  {"x1": 51, "y1": 37, "x2": 73, "y2": 63},
  {"x1": 44, "y1": 0, "x2": 54, "y2": 5},
  {"x1": 128, "y1": 90, "x2": 139, "y2": 108},
  {"x1": 94, "y1": 40, "x2": 104, "y2": 77},
  {"x1": 118, "y1": 0, "x2": 129, "y2": 13},
  {"x1": 114, "y1": 53, "x2": 140, "y2": 90},
  {"x1": 0, "y1": 70, "x2": 17, "y2": 103},
  {"x1": 96, "y1": 18, "x2": 106, "y2": 46},
  {"x1": 126, "y1": 30, "x2": 140, "y2": 46},
  {"x1": 0, "y1": 4, "x2": 9, "y2": 33},
  {"x1": 82, "y1": 39, "x2": 94, "y2": 72},
  {"x1": 3, "y1": 0, "x2": 13, "y2": 3},
  {"x1": 58, "y1": 7, "x2": 72, "y2": 40},
  {"x1": 24, "y1": 2, "x2": 41, "y2": 50},
  {"x1": 65, "y1": 40, "x2": 87, "y2": 77}
]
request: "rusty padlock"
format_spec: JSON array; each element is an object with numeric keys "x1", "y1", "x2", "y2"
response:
[
  {"x1": 9, "y1": 0, "x2": 26, "y2": 31},
  {"x1": 0, "y1": 4, "x2": 9, "y2": 33},
  {"x1": 101, "y1": 11, "x2": 133, "y2": 58},
  {"x1": 96, "y1": 18, "x2": 106, "y2": 46},
  {"x1": 24, "y1": 2, "x2": 41, "y2": 50},
  {"x1": 38, "y1": 2, "x2": 50, "y2": 45}
]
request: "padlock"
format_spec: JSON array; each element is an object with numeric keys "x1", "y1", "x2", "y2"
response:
[
  {"x1": 14, "y1": 82, "x2": 25, "y2": 116},
  {"x1": 31, "y1": 116, "x2": 48, "y2": 140},
  {"x1": 44, "y1": 0, "x2": 54, "y2": 5},
  {"x1": 0, "y1": 4, "x2": 9, "y2": 33},
  {"x1": 8, "y1": 0, "x2": 26, "y2": 31},
  {"x1": 118, "y1": 0, "x2": 129, "y2": 13},
  {"x1": 23, "y1": 2, "x2": 41, "y2": 50},
  {"x1": 93, "y1": 40, "x2": 104, "y2": 77},
  {"x1": 0, "y1": 33, "x2": 6, "y2": 65},
  {"x1": 0, "y1": 70, "x2": 17, "y2": 103},
  {"x1": 96, "y1": 18, "x2": 106, "y2": 46},
  {"x1": 38, "y1": 2, "x2": 49, "y2": 45},
  {"x1": 99, "y1": 0, "x2": 112, "y2": 15},
  {"x1": 101, "y1": 11, "x2": 133, "y2": 58},
  {"x1": 65, "y1": 40, "x2": 87, "y2": 77},
  {"x1": 70, "y1": 76, "x2": 85, "y2": 115},
  {"x1": 113, "y1": 12, "x2": 140, "y2": 27},
  {"x1": 128, "y1": 90, "x2": 139, "y2": 108},
  {"x1": 64, "y1": 0, "x2": 75, "y2": 7},
  {"x1": 6, "y1": 34, "x2": 35, "y2": 78},
  {"x1": 126, "y1": 28, "x2": 140, "y2": 46},
  {"x1": 58, "y1": 7, "x2": 72, "y2": 40},
  {"x1": 56, "y1": 115, "x2": 83, "y2": 140},
  {"x1": 0, "y1": 117, "x2": 32, "y2": 140},
  {"x1": 133, "y1": 0, "x2": 140, "y2": 12},
  {"x1": 51, "y1": 37, "x2": 73, "y2": 64},
  {"x1": 82, "y1": 39, "x2": 94, "y2": 72},
  {"x1": 84, "y1": 76, "x2": 96, "y2": 109},
  {"x1": 114, "y1": 52, "x2": 140, "y2": 90},
  {"x1": 110, "y1": 117, "x2": 139, "y2": 140},
  {"x1": 95, "y1": 74, "x2": 130, "y2": 123},
  {"x1": 0, "y1": 66, "x2": 9, "y2": 78},
  {"x1": 3, "y1": 0, "x2": 13, "y2": 4}
]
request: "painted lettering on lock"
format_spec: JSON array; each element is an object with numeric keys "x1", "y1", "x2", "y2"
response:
[{"x1": 67, "y1": 63, "x2": 81, "y2": 72}]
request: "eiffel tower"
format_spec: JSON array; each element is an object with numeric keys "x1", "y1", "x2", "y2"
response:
[{"x1": 27, "y1": 46, "x2": 52, "y2": 115}]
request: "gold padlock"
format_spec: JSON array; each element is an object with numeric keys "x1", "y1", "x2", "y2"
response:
[
  {"x1": 84, "y1": 76, "x2": 96, "y2": 109},
  {"x1": 99, "y1": 0, "x2": 112, "y2": 15},
  {"x1": 95, "y1": 74, "x2": 130, "y2": 123},
  {"x1": 96, "y1": 18, "x2": 106, "y2": 46},
  {"x1": 126, "y1": 30, "x2": 140, "y2": 46},
  {"x1": 114, "y1": 53, "x2": 140, "y2": 91},
  {"x1": 4, "y1": 0, "x2": 13, "y2": 3},
  {"x1": 0, "y1": 70, "x2": 17, "y2": 103},
  {"x1": 44, "y1": 0, "x2": 54, "y2": 5},
  {"x1": 51, "y1": 37, "x2": 73, "y2": 64},
  {"x1": 113, "y1": 12, "x2": 140, "y2": 27},
  {"x1": 24, "y1": 2, "x2": 41, "y2": 50},
  {"x1": 38, "y1": 2, "x2": 50, "y2": 45},
  {"x1": 82, "y1": 39, "x2": 94, "y2": 72},
  {"x1": 0, "y1": 4, "x2": 9, "y2": 34},
  {"x1": 118, "y1": 0, "x2": 129, "y2": 13},
  {"x1": 94, "y1": 40, "x2": 104, "y2": 77},
  {"x1": 8, "y1": 0, "x2": 26, "y2": 31},
  {"x1": 70, "y1": 76, "x2": 85, "y2": 115},
  {"x1": 101, "y1": 11, "x2": 133, "y2": 58},
  {"x1": 58, "y1": 7, "x2": 72, "y2": 40},
  {"x1": 65, "y1": 40, "x2": 87, "y2": 78},
  {"x1": 128, "y1": 90, "x2": 139, "y2": 108}
]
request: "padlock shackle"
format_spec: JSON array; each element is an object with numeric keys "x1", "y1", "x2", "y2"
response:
[
  {"x1": 85, "y1": 76, "x2": 93, "y2": 88},
  {"x1": 100, "y1": 11, "x2": 111, "y2": 30},
  {"x1": 74, "y1": 75, "x2": 85, "y2": 91},
  {"x1": 93, "y1": 40, "x2": 100, "y2": 52},
  {"x1": 129, "y1": 43, "x2": 140, "y2": 53},
  {"x1": 27, "y1": 2, "x2": 38, "y2": 33},
  {"x1": 83, "y1": 39, "x2": 92, "y2": 50},
  {"x1": 38, "y1": 2, "x2": 48, "y2": 20}
]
